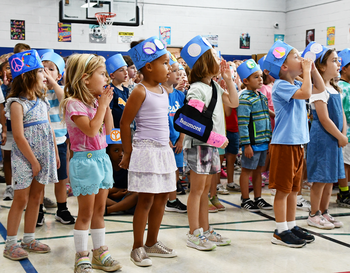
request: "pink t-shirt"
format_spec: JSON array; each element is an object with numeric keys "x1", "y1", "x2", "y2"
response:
[
  {"x1": 258, "y1": 84, "x2": 275, "y2": 130},
  {"x1": 65, "y1": 98, "x2": 107, "y2": 152}
]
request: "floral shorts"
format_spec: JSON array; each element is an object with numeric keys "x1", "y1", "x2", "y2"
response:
[{"x1": 184, "y1": 145, "x2": 220, "y2": 175}]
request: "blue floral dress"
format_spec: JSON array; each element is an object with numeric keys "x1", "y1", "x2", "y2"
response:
[{"x1": 5, "y1": 97, "x2": 58, "y2": 190}]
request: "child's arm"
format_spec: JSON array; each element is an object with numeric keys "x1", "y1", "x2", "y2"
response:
[
  {"x1": 310, "y1": 63, "x2": 326, "y2": 95},
  {"x1": 48, "y1": 113, "x2": 60, "y2": 169},
  {"x1": 343, "y1": 109, "x2": 347, "y2": 136},
  {"x1": 11, "y1": 102, "x2": 41, "y2": 176},
  {"x1": 224, "y1": 104, "x2": 233, "y2": 117},
  {"x1": 72, "y1": 86, "x2": 113, "y2": 138},
  {"x1": 0, "y1": 104, "x2": 7, "y2": 145},
  {"x1": 174, "y1": 133, "x2": 185, "y2": 154},
  {"x1": 269, "y1": 109, "x2": 275, "y2": 118},
  {"x1": 44, "y1": 68, "x2": 64, "y2": 102},
  {"x1": 221, "y1": 60, "x2": 239, "y2": 108},
  {"x1": 292, "y1": 59, "x2": 313, "y2": 100},
  {"x1": 104, "y1": 107, "x2": 113, "y2": 135},
  {"x1": 119, "y1": 85, "x2": 146, "y2": 169}
]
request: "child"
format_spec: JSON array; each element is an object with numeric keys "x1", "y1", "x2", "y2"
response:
[
  {"x1": 122, "y1": 55, "x2": 137, "y2": 94},
  {"x1": 13, "y1": 43, "x2": 31, "y2": 53},
  {"x1": 264, "y1": 40, "x2": 323, "y2": 248},
  {"x1": 61, "y1": 54, "x2": 121, "y2": 272},
  {"x1": 40, "y1": 51, "x2": 75, "y2": 225},
  {"x1": 180, "y1": 35, "x2": 238, "y2": 250},
  {"x1": 236, "y1": 59, "x2": 272, "y2": 211},
  {"x1": 106, "y1": 53, "x2": 129, "y2": 128},
  {"x1": 3, "y1": 49, "x2": 59, "y2": 260},
  {"x1": 120, "y1": 36, "x2": 177, "y2": 267},
  {"x1": 302, "y1": 43, "x2": 346, "y2": 229},
  {"x1": 337, "y1": 48, "x2": 350, "y2": 207},
  {"x1": 162, "y1": 52, "x2": 187, "y2": 212},
  {"x1": 175, "y1": 64, "x2": 189, "y2": 93}
]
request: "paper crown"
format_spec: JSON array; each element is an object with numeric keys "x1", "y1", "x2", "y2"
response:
[
  {"x1": 264, "y1": 40, "x2": 294, "y2": 79},
  {"x1": 36, "y1": 49, "x2": 54, "y2": 59},
  {"x1": 128, "y1": 36, "x2": 168, "y2": 70},
  {"x1": 105, "y1": 53, "x2": 127, "y2": 75},
  {"x1": 217, "y1": 50, "x2": 221, "y2": 59},
  {"x1": 9, "y1": 49, "x2": 44, "y2": 79},
  {"x1": 179, "y1": 64, "x2": 184, "y2": 70},
  {"x1": 338, "y1": 48, "x2": 350, "y2": 70},
  {"x1": 41, "y1": 52, "x2": 65, "y2": 75},
  {"x1": 106, "y1": 128, "x2": 122, "y2": 144},
  {"x1": 258, "y1": 55, "x2": 266, "y2": 71},
  {"x1": 181, "y1": 35, "x2": 212, "y2": 69},
  {"x1": 237, "y1": 59, "x2": 261, "y2": 80},
  {"x1": 168, "y1": 51, "x2": 178, "y2": 66},
  {"x1": 301, "y1": 42, "x2": 330, "y2": 63}
]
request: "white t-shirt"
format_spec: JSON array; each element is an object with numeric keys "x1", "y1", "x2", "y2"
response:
[
  {"x1": 0, "y1": 90, "x2": 5, "y2": 133},
  {"x1": 309, "y1": 87, "x2": 339, "y2": 110}
]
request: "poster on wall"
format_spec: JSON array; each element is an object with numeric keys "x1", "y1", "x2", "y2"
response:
[
  {"x1": 118, "y1": 32, "x2": 134, "y2": 44},
  {"x1": 89, "y1": 25, "x2": 106, "y2": 44},
  {"x1": 240, "y1": 33, "x2": 250, "y2": 49},
  {"x1": 159, "y1": 26, "x2": 171, "y2": 45},
  {"x1": 202, "y1": 35, "x2": 218, "y2": 47},
  {"x1": 327, "y1": 26, "x2": 335, "y2": 46},
  {"x1": 11, "y1": 20, "x2": 25, "y2": 40},
  {"x1": 305, "y1": 29, "x2": 315, "y2": 46},
  {"x1": 58, "y1": 23, "x2": 71, "y2": 42},
  {"x1": 274, "y1": 34, "x2": 285, "y2": 42}
]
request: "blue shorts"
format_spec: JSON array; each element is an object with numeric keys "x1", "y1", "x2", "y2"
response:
[
  {"x1": 225, "y1": 131, "x2": 239, "y2": 155},
  {"x1": 57, "y1": 142, "x2": 68, "y2": 180},
  {"x1": 241, "y1": 150, "x2": 267, "y2": 170},
  {"x1": 218, "y1": 148, "x2": 225, "y2": 155},
  {"x1": 70, "y1": 149, "x2": 113, "y2": 196}
]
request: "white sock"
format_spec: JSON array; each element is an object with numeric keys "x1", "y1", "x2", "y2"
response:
[
  {"x1": 23, "y1": 233, "x2": 35, "y2": 244},
  {"x1": 74, "y1": 229, "x2": 89, "y2": 253},
  {"x1": 276, "y1": 222, "x2": 288, "y2": 233},
  {"x1": 90, "y1": 228, "x2": 105, "y2": 250},
  {"x1": 5, "y1": 235, "x2": 17, "y2": 247},
  {"x1": 287, "y1": 221, "x2": 296, "y2": 230},
  {"x1": 297, "y1": 195, "x2": 303, "y2": 201}
]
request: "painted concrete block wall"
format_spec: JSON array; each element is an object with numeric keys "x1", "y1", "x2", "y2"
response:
[
  {"x1": 286, "y1": 0, "x2": 350, "y2": 51},
  {"x1": 0, "y1": 0, "x2": 286, "y2": 55}
]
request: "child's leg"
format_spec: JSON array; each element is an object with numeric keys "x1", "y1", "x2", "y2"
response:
[
  {"x1": 252, "y1": 166, "x2": 262, "y2": 199},
  {"x1": 187, "y1": 170, "x2": 208, "y2": 233},
  {"x1": 132, "y1": 193, "x2": 154, "y2": 250},
  {"x1": 274, "y1": 190, "x2": 289, "y2": 228},
  {"x1": 209, "y1": 174, "x2": 218, "y2": 198},
  {"x1": 319, "y1": 183, "x2": 333, "y2": 213},
  {"x1": 145, "y1": 192, "x2": 169, "y2": 247},
  {"x1": 91, "y1": 189, "x2": 108, "y2": 230},
  {"x1": 198, "y1": 175, "x2": 212, "y2": 231},
  {"x1": 286, "y1": 191, "x2": 298, "y2": 222},
  {"x1": 240, "y1": 167, "x2": 252, "y2": 199},
  {"x1": 55, "y1": 178, "x2": 68, "y2": 203},
  {"x1": 310, "y1": 183, "x2": 326, "y2": 214},
  {"x1": 106, "y1": 193, "x2": 138, "y2": 215},
  {"x1": 3, "y1": 150, "x2": 13, "y2": 200},
  {"x1": 226, "y1": 153, "x2": 237, "y2": 184}
]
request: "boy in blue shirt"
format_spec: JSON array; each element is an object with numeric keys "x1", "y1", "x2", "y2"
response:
[
  {"x1": 237, "y1": 59, "x2": 272, "y2": 212},
  {"x1": 264, "y1": 41, "x2": 325, "y2": 248}
]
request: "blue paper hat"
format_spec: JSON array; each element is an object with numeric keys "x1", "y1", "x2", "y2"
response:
[
  {"x1": 128, "y1": 36, "x2": 168, "y2": 70},
  {"x1": 9, "y1": 49, "x2": 44, "y2": 79},
  {"x1": 301, "y1": 42, "x2": 330, "y2": 63},
  {"x1": 106, "y1": 128, "x2": 122, "y2": 144},
  {"x1": 168, "y1": 51, "x2": 178, "y2": 66},
  {"x1": 179, "y1": 64, "x2": 184, "y2": 70},
  {"x1": 264, "y1": 40, "x2": 294, "y2": 79},
  {"x1": 237, "y1": 59, "x2": 261, "y2": 80},
  {"x1": 36, "y1": 49, "x2": 54, "y2": 59},
  {"x1": 338, "y1": 48, "x2": 350, "y2": 70},
  {"x1": 258, "y1": 55, "x2": 266, "y2": 70},
  {"x1": 217, "y1": 50, "x2": 221, "y2": 59},
  {"x1": 41, "y1": 52, "x2": 65, "y2": 75},
  {"x1": 105, "y1": 53, "x2": 127, "y2": 75},
  {"x1": 181, "y1": 35, "x2": 212, "y2": 69}
]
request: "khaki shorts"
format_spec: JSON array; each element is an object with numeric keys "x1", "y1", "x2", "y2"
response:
[{"x1": 268, "y1": 144, "x2": 304, "y2": 193}]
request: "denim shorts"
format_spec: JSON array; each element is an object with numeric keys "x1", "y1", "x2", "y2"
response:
[
  {"x1": 184, "y1": 145, "x2": 220, "y2": 175},
  {"x1": 225, "y1": 131, "x2": 239, "y2": 155},
  {"x1": 241, "y1": 149, "x2": 267, "y2": 170},
  {"x1": 69, "y1": 148, "x2": 113, "y2": 196}
]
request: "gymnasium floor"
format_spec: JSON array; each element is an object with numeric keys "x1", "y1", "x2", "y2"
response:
[{"x1": 1, "y1": 174, "x2": 350, "y2": 273}]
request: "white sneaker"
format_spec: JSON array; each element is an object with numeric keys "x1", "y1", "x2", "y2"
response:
[
  {"x1": 216, "y1": 184, "x2": 229, "y2": 195},
  {"x1": 307, "y1": 210, "x2": 335, "y2": 229},
  {"x1": 226, "y1": 182, "x2": 241, "y2": 192},
  {"x1": 203, "y1": 226, "x2": 231, "y2": 246},
  {"x1": 187, "y1": 228, "x2": 216, "y2": 251},
  {"x1": 3, "y1": 185, "x2": 13, "y2": 201},
  {"x1": 322, "y1": 209, "x2": 343, "y2": 228},
  {"x1": 296, "y1": 196, "x2": 311, "y2": 211}
]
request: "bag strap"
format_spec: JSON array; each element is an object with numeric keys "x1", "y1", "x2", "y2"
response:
[{"x1": 202, "y1": 79, "x2": 217, "y2": 118}]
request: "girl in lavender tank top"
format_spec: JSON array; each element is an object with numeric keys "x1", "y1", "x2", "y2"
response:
[{"x1": 120, "y1": 37, "x2": 177, "y2": 267}]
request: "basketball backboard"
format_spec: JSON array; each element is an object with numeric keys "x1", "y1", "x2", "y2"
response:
[{"x1": 59, "y1": 0, "x2": 139, "y2": 26}]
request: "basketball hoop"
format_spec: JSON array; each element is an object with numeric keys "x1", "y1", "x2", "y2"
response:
[{"x1": 95, "y1": 12, "x2": 116, "y2": 38}]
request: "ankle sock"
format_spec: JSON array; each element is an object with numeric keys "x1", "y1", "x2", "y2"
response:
[
  {"x1": 339, "y1": 186, "x2": 349, "y2": 194},
  {"x1": 287, "y1": 221, "x2": 296, "y2": 230},
  {"x1": 5, "y1": 235, "x2": 17, "y2": 247},
  {"x1": 74, "y1": 229, "x2": 89, "y2": 252},
  {"x1": 168, "y1": 199, "x2": 177, "y2": 203},
  {"x1": 90, "y1": 228, "x2": 105, "y2": 250},
  {"x1": 57, "y1": 202, "x2": 68, "y2": 212},
  {"x1": 23, "y1": 233, "x2": 35, "y2": 244},
  {"x1": 276, "y1": 222, "x2": 288, "y2": 234}
]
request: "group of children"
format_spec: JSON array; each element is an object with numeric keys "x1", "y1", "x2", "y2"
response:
[{"x1": 1, "y1": 34, "x2": 350, "y2": 272}]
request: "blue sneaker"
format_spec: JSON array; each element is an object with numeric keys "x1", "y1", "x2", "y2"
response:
[
  {"x1": 291, "y1": 226, "x2": 315, "y2": 243},
  {"x1": 271, "y1": 229, "x2": 306, "y2": 248}
]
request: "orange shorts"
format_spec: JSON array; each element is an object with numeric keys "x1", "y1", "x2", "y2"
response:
[{"x1": 268, "y1": 144, "x2": 304, "y2": 193}]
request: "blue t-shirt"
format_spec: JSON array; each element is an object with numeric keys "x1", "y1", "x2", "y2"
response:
[
  {"x1": 271, "y1": 79, "x2": 309, "y2": 145},
  {"x1": 168, "y1": 89, "x2": 185, "y2": 144},
  {"x1": 109, "y1": 83, "x2": 129, "y2": 128}
]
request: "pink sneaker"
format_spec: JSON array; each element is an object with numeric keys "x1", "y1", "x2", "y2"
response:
[
  {"x1": 322, "y1": 210, "x2": 343, "y2": 228},
  {"x1": 307, "y1": 211, "x2": 334, "y2": 230},
  {"x1": 220, "y1": 169, "x2": 227, "y2": 178},
  {"x1": 3, "y1": 244, "x2": 28, "y2": 261},
  {"x1": 21, "y1": 239, "x2": 51, "y2": 253},
  {"x1": 262, "y1": 171, "x2": 269, "y2": 182}
]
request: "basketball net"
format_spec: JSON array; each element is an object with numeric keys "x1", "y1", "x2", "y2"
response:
[{"x1": 95, "y1": 12, "x2": 116, "y2": 38}]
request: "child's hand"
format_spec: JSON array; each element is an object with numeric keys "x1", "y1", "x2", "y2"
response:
[
  {"x1": 1, "y1": 132, "x2": 7, "y2": 146},
  {"x1": 219, "y1": 138, "x2": 229, "y2": 149},
  {"x1": 301, "y1": 59, "x2": 313, "y2": 73},
  {"x1": 219, "y1": 79, "x2": 227, "y2": 90},
  {"x1": 220, "y1": 60, "x2": 233, "y2": 83},
  {"x1": 338, "y1": 134, "x2": 348, "y2": 147},
  {"x1": 174, "y1": 139, "x2": 183, "y2": 154},
  {"x1": 119, "y1": 153, "x2": 130, "y2": 169},
  {"x1": 43, "y1": 68, "x2": 56, "y2": 87},
  {"x1": 31, "y1": 159, "x2": 42, "y2": 177},
  {"x1": 98, "y1": 85, "x2": 114, "y2": 109},
  {"x1": 3, "y1": 71, "x2": 10, "y2": 86},
  {"x1": 56, "y1": 153, "x2": 61, "y2": 170},
  {"x1": 244, "y1": 145, "x2": 254, "y2": 159}
]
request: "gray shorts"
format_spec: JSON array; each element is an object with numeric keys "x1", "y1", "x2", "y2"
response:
[
  {"x1": 241, "y1": 150, "x2": 267, "y2": 170},
  {"x1": 184, "y1": 145, "x2": 220, "y2": 175}
]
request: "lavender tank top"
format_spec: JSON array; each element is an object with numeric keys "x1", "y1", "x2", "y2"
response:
[{"x1": 133, "y1": 84, "x2": 169, "y2": 145}]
